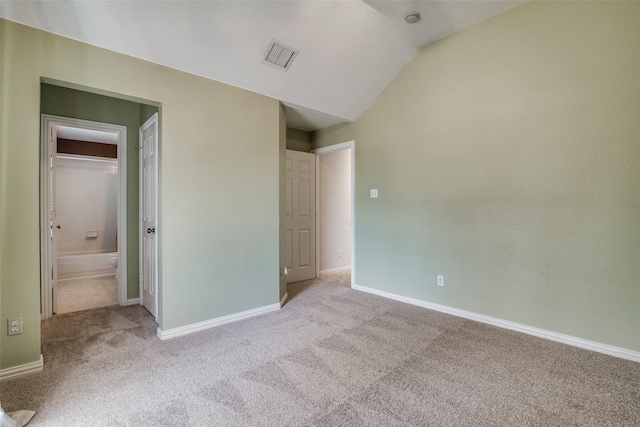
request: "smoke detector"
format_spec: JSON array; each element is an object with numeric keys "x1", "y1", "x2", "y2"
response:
[
  {"x1": 262, "y1": 40, "x2": 299, "y2": 71},
  {"x1": 404, "y1": 11, "x2": 421, "y2": 24}
]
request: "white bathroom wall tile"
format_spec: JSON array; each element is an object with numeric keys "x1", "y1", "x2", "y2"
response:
[
  {"x1": 88, "y1": 204, "x2": 105, "y2": 218},
  {"x1": 66, "y1": 173, "x2": 83, "y2": 187},
  {"x1": 75, "y1": 203, "x2": 92, "y2": 217},
  {"x1": 94, "y1": 182, "x2": 106, "y2": 193},
  {"x1": 56, "y1": 215, "x2": 72, "y2": 232},
  {"x1": 91, "y1": 203, "x2": 104, "y2": 216},
  {"x1": 105, "y1": 201, "x2": 118, "y2": 219},
  {"x1": 55, "y1": 157, "x2": 119, "y2": 254},
  {"x1": 85, "y1": 238, "x2": 100, "y2": 251},
  {"x1": 77, "y1": 187, "x2": 92, "y2": 199},
  {"x1": 80, "y1": 215, "x2": 95, "y2": 229},
  {"x1": 57, "y1": 230, "x2": 74, "y2": 241},
  {"x1": 56, "y1": 183, "x2": 73, "y2": 200},
  {"x1": 96, "y1": 211, "x2": 108, "y2": 223},
  {"x1": 56, "y1": 200, "x2": 71, "y2": 217},
  {"x1": 62, "y1": 230, "x2": 75, "y2": 242},
  {"x1": 56, "y1": 240, "x2": 75, "y2": 253}
]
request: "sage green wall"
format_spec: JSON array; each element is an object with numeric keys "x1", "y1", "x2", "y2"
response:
[
  {"x1": 286, "y1": 127, "x2": 311, "y2": 152},
  {"x1": 1, "y1": 19, "x2": 281, "y2": 370},
  {"x1": 140, "y1": 103, "x2": 159, "y2": 125},
  {"x1": 41, "y1": 83, "x2": 145, "y2": 299},
  {"x1": 312, "y1": 2, "x2": 640, "y2": 352}
]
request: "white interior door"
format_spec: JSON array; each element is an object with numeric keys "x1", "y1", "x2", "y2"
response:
[
  {"x1": 285, "y1": 150, "x2": 316, "y2": 283},
  {"x1": 140, "y1": 113, "x2": 158, "y2": 318}
]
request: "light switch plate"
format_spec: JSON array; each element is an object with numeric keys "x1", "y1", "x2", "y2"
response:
[{"x1": 370, "y1": 189, "x2": 378, "y2": 198}]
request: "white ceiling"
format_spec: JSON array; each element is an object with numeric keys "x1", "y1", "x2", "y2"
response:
[{"x1": 1, "y1": 0, "x2": 524, "y2": 132}]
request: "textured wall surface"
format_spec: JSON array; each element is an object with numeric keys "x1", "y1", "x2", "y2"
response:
[
  {"x1": 1, "y1": 19, "x2": 281, "y2": 369},
  {"x1": 55, "y1": 157, "x2": 118, "y2": 254},
  {"x1": 313, "y1": 1, "x2": 640, "y2": 352}
]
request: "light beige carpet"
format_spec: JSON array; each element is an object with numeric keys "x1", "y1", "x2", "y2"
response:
[{"x1": 2, "y1": 271, "x2": 639, "y2": 426}]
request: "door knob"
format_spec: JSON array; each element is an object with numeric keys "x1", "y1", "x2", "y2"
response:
[
  {"x1": 56, "y1": 225, "x2": 61, "y2": 229},
  {"x1": 147, "y1": 227, "x2": 155, "y2": 234}
]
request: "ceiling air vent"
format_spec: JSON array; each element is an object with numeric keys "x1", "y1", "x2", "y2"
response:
[{"x1": 262, "y1": 40, "x2": 299, "y2": 71}]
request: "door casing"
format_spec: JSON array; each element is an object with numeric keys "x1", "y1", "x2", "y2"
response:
[{"x1": 40, "y1": 114, "x2": 128, "y2": 319}]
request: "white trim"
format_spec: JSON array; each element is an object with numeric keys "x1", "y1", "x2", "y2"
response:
[
  {"x1": 157, "y1": 303, "x2": 281, "y2": 340},
  {"x1": 280, "y1": 292, "x2": 289, "y2": 307},
  {"x1": 41, "y1": 115, "x2": 128, "y2": 319},
  {"x1": 0, "y1": 355, "x2": 44, "y2": 381},
  {"x1": 352, "y1": 284, "x2": 640, "y2": 363},
  {"x1": 319, "y1": 266, "x2": 351, "y2": 274},
  {"x1": 311, "y1": 140, "x2": 355, "y2": 288},
  {"x1": 312, "y1": 141, "x2": 354, "y2": 155},
  {"x1": 127, "y1": 298, "x2": 141, "y2": 306}
]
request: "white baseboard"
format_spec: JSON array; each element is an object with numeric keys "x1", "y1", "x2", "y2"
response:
[
  {"x1": 280, "y1": 292, "x2": 288, "y2": 307},
  {"x1": 0, "y1": 355, "x2": 44, "y2": 381},
  {"x1": 157, "y1": 303, "x2": 281, "y2": 340},
  {"x1": 319, "y1": 266, "x2": 351, "y2": 274},
  {"x1": 126, "y1": 298, "x2": 140, "y2": 306},
  {"x1": 352, "y1": 284, "x2": 640, "y2": 363}
]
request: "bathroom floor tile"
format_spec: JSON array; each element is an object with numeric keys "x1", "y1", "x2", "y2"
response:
[{"x1": 56, "y1": 274, "x2": 118, "y2": 314}]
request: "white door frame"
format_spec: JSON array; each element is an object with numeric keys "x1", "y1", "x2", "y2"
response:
[
  {"x1": 40, "y1": 114, "x2": 128, "y2": 319},
  {"x1": 311, "y1": 140, "x2": 355, "y2": 288}
]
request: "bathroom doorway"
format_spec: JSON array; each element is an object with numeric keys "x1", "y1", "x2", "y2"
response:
[
  {"x1": 40, "y1": 115, "x2": 128, "y2": 318},
  {"x1": 312, "y1": 141, "x2": 355, "y2": 287}
]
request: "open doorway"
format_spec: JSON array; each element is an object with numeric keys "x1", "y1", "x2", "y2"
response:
[
  {"x1": 312, "y1": 141, "x2": 355, "y2": 287},
  {"x1": 39, "y1": 83, "x2": 161, "y2": 323},
  {"x1": 40, "y1": 115, "x2": 128, "y2": 318}
]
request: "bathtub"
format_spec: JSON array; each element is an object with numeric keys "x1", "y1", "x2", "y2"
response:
[{"x1": 57, "y1": 251, "x2": 116, "y2": 279}]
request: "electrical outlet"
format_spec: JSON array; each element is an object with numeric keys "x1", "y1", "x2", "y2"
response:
[
  {"x1": 437, "y1": 275, "x2": 444, "y2": 287},
  {"x1": 8, "y1": 317, "x2": 23, "y2": 336},
  {"x1": 337, "y1": 249, "x2": 342, "y2": 258},
  {"x1": 370, "y1": 189, "x2": 378, "y2": 198}
]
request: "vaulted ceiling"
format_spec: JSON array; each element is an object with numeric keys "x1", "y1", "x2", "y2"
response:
[{"x1": 1, "y1": 1, "x2": 524, "y2": 131}]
